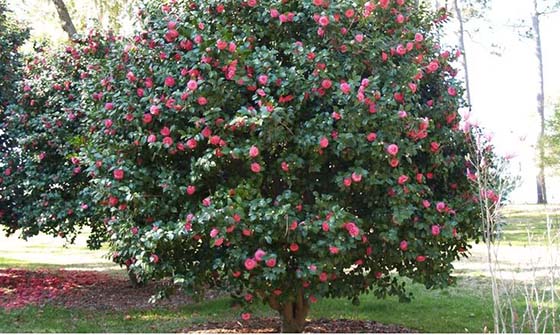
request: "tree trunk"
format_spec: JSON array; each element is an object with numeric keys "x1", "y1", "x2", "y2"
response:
[
  {"x1": 452, "y1": 0, "x2": 473, "y2": 110},
  {"x1": 51, "y1": 0, "x2": 77, "y2": 40},
  {"x1": 533, "y1": 0, "x2": 547, "y2": 204},
  {"x1": 268, "y1": 288, "x2": 310, "y2": 333}
]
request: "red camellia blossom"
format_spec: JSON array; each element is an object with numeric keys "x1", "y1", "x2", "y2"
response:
[
  {"x1": 266, "y1": 258, "x2": 277, "y2": 267},
  {"x1": 251, "y1": 162, "x2": 261, "y2": 173},
  {"x1": 400, "y1": 240, "x2": 408, "y2": 251},
  {"x1": 113, "y1": 169, "x2": 124, "y2": 180},
  {"x1": 289, "y1": 243, "x2": 299, "y2": 252},
  {"x1": 319, "y1": 137, "x2": 329, "y2": 148},
  {"x1": 164, "y1": 76, "x2": 175, "y2": 87},
  {"x1": 244, "y1": 258, "x2": 257, "y2": 271},
  {"x1": 397, "y1": 175, "x2": 409, "y2": 185},
  {"x1": 431, "y1": 225, "x2": 441, "y2": 236}
]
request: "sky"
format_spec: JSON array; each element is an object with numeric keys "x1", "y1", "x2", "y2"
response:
[
  {"x1": 7, "y1": 0, "x2": 560, "y2": 204},
  {"x1": 456, "y1": 0, "x2": 560, "y2": 203}
]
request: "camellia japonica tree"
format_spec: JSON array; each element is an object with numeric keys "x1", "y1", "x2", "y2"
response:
[
  {"x1": 83, "y1": 0, "x2": 485, "y2": 332},
  {"x1": 0, "y1": 32, "x2": 117, "y2": 248}
]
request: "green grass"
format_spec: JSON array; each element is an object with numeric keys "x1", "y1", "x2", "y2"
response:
[
  {"x1": 499, "y1": 204, "x2": 560, "y2": 245},
  {"x1": 0, "y1": 277, "x2": 494, "y2": 333}
]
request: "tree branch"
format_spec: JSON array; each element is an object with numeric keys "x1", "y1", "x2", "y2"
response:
[{"x1": 51, "y1": 0, "x2": 78, "y2": 40}]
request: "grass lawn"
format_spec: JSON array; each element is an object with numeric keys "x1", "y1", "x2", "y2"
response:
[
  {"x1": 0, "y1": 204, "x2": 556, "y2": 333},
  {"x1": 0, "y1": 276, "x2": 494, "y2": 333}
]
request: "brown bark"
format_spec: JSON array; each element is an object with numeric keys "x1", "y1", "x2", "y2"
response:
[
  {"x1": 51, "y1": 0, "x2": 77, "y2": 40},
  {"x1": 533, "y1": 0, "x2": 547, "y2": 204},
  {"x1": 452, "y1": 0, "x2": 473, "y2": 110},
  {"x1": 268, "y1": 288, "x2": 310, "y2": 333}
]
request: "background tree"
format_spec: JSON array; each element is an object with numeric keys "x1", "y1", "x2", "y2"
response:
[
  {"x1": 78, "y1": 0, "x2": 494, "y2": 332},
  {"x1": 0, "y1": 0, "x2": 29, "y2": 224},
  {"x1": 50, "y1": 0, "x2": 77, "y2": 40}
]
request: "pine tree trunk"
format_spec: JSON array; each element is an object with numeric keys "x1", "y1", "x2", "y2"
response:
[
  {"x1": 532, "y1": 0, "x2": 547, "y2": 204},
  {"x1": 452, "y1": 0, "x2": 473, "y2": 110},
  {"x1": 51, "y1": 0, "x2": 78, "y2": 40},
  {"x1": 268, "y1": 289, "x2": 310, "y2": 333}
]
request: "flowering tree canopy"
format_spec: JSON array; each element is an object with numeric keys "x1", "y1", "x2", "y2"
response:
[{"x1": 2, "y1": 0, "x2": 489, "y2": 332}]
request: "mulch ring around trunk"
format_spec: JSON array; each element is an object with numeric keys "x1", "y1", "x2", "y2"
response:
[{"x1": 184, "y1": 317, "x2": 417, "y2": 333}]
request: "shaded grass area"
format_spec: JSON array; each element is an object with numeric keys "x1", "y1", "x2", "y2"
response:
[
  {"x1": 0, "y1": 276, "x2": 494, "y2": 333},
  {"x1": 499, "y1": 205, "x2": 560, "y2": 245}
]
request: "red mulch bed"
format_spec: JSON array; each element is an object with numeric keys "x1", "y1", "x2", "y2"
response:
[
  {"x1": 184, "y1": 317, "x2": 417, "y2": 333},
  {"x1": 0, "y1": 268, "x2": 200, "y2": 311}
]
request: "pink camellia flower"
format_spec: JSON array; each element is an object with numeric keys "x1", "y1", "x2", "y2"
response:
[
  {"x1": 431, "y1": 225, "x2": 441, "y2": 236},
  {"x1": 398, "y1": 110, "x2": 407, "y2": 118},
  {"x1": 164, "y1": 76, "x2": 175, "y2": 87},
  {"x1": 430, "y1": 141, "x2": 440, "y2": 153},
  {"x1": 345, "y1": 222, "x2": 360, "y2": 237},
  {"x1": 186, "y1": 138, "x2": 198, "y2": 149},
  {"x1": 448, "y1": 86, "x2": 457, "y2": 96},
  {"x1": 160, "y1": 126, "x2": 171, "y2": 136},
  {"x1": 105, "y1": 102, "x2": 114, "y2": 110},
  {"x1": 164, "y1": 136, "x2": 174, "y2": 146},
  {"x1": 270, "y1": 8, "x2": 279, "y2": 17},
  {"x1": 322, "y1": 221, "x2": 330, "y2": 232},
  {"x1": 258, "y1": 74, "x2": 268, "y2": 85},
  {"x1": 343, "y1": 178, "x2": 352, "y2": 187},
  {"x1": 266, "y1": 258, "x2": 277, "y2": 267},
  {"x1": 197, "y1": 96, "x2": 208, "y2": 105},
  {"x1": 247, "y1": 0, "x2": 257, "y2": 7},
  {"x1": 186, "y1": 185, "x2": 196, "y2": 195},
  {"x1": 396, "y1": 14, "x2": 405, "y2": 23},
  {"x1": 147, "y1": 134, "x2": 157, "y2": 143},
  {"x1": 241, "y1": 313, "x2": 251, "y2": 321},
  {"x1": 422, "y1": 199, "x2": 431, "y2": 208},
  {"x1": 149, "y1": 105, "x2": 160, "y2": 115},
  {"x1": 367, "y1": 132, "x2": 377, "y2": 142},
  {"x1": 340, "y1": 82, "x2": 351, "y2": 94},
  {"x1": 216, "y1": 39, "x2": 227, "y2": 50},
  {"x1": 113, "y1": 169, "x2": 124, "y2": 180},
  {"x1": 131, "y1": 226, "x2": 139, "y2": 235},
  {"x1": 415, "y1": 32, "x2": 424, "y2": 42},
  {"x1": 187, "y1": 79, "x2": 198, "y2": 91},
  {"x1": 427, "y1": 60, "x2": 439, "y2": 73},
  {"x1": 400, "y1": 240, "x2": 408, "y2": 251},
  {"x1": 104, "y1": 119, "x2": 113, "y2": 128},
  {"x1": 249, "y1": 145, "x2": 260, "y2": 157},
  {"x1": 321, "y1": 79, "x2": 332, "y2": 89},
  {"x1": 351, "y1": 172, "x2": 362, "y2": 183},
  {"x1": 244, "y1": 258, "x2": 257, "y2": 270},
  {"x1": 329, "y1": 246, "x2": 339, "y2": 254},
  {"x1": 319, "y1": 137, "x2": 329, "y2": 148},
  {"x1": 308, "y1": 264, "x2": 317, "y2": 272},
  {"x1": 318, "y1": 15, "x2": 329, "y2": 26},
  {"x1": 210, "y1": 228, "x2": 219, "y2": 238},
  {"x1": 254, "y1": 249, "x2": 266, "y2": 261},
  {"x1": 416, "y1": 255, "x2": 426, "y2": 262},
  {"x1": 214, "y1": 238, "x2": 224, "y2": 247},
  {"x1": 386, "y1": 144, "x2": 399, "y2": 156},
  {"x1": 251, "y1": 162, "x2": 261, "y2": 173},
  {"x1": 289, "y1": 243, "x2": 299, "y2": 252},
  {"x1": 355, "y1": 34, "x2": 364, "y2": 43},
  {"x1": 390, "y1": 158, "x2": 399, "y2": 168},
  {"x1": 436, "y1": 201, "x2": 446, "y2": 213},
  {"x1": 398, "y1": 175, "x2": 409, "y2": 185},
  {"x1": 126, "y1": 71, "x2": 137, "y2": 82},
  {"x1": 319, "y1": 272, "x2": 328, "y2": 282},
  {"x1": 408, "y1": 82, "x2": 417, "y2": 93},
  {"x1": 202, "y1": 197, "x2": 212, "y2": 207},
  {"x1": 281, "y1": 161, "x2": 289, "y2": 172}
]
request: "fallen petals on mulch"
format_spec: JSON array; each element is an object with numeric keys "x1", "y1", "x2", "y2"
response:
[
  {"x1": 184, "y1": 317, "x2": 417, "y2": 333},
  {"x1": 0, "y1": 268, "x2": 210, "y2": 311},
  {"x1": 0, "y1": 268, "x2": 110, "y2": 310}
]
